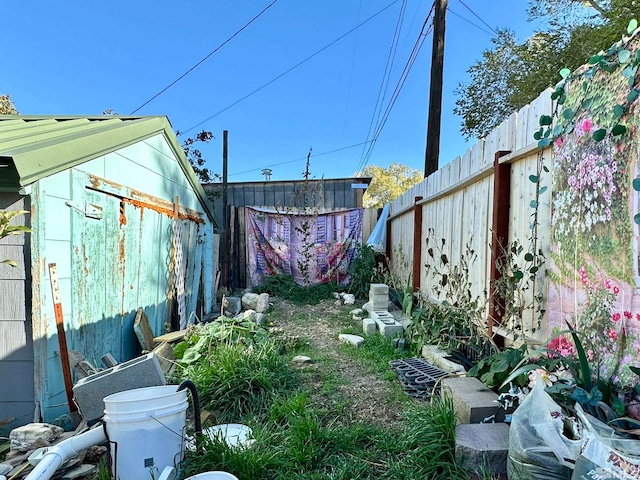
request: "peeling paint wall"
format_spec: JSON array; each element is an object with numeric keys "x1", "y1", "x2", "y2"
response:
[{"x1": 28, "y1": 134, "x2": 216, "y2": 422}]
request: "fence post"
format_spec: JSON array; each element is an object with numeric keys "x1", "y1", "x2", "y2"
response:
[
  {"x1": 412, "y1": 196, "x2": 423, "y2": 292},
  {"x1": 489, "y1": 151, "x2": 512, "y2": 348}
]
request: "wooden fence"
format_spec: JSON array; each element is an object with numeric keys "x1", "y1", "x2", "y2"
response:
[{"x1": 387, "y1": 89, "x2": 554, "y2": 344}]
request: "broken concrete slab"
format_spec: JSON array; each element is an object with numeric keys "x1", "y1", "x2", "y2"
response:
[
  {"x1": 422, "y1": 345, "x2": 466, "y2": 373},
  {"x1": 73, "y1": 352, "x2": 165, "y2": 423},
  {"x1": 338, "y1": 334, "x2": 364, "y2": 347},
  {"x1": 455, "y1": 423, "x2": 509, "y2": 476},
  {"x1": 441, "y1": 376, "x2": 503, "y2": 424},
  {"x1": 61, "y1": 464, "x2": 97, "y2": 480}
]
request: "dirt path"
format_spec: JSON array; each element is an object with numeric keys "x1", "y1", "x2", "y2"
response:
[{"x1": 269, "y1": 297, "x2": 404, "y2": 429}]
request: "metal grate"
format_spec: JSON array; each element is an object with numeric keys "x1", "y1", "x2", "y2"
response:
[{"x1": 389, "y1": 358, "x2": 450, "y2": 401}]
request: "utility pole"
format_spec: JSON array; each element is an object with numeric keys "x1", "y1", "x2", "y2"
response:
[
  {"x1": 222, "y1": 130, "x2": 228, "y2": 228},
  {"x1": 424, "y1": 0, "x2": 447, "y2": 177}
]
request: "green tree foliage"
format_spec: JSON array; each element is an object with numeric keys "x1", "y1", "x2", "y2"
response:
[
  {"x1": 0, "y1": 94, "x2": 18, "y2": 114},
  {"x1": 177, "y1": 130, "x2": 220, "y2": 183},
  {"x1": 455, "y1": 0, "x2": 640, "y2": 139},
  {"x1": 359, "y1": 163, "x2": 422, "y2": 208}
]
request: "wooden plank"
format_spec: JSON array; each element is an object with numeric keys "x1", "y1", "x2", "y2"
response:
[
  {"x1": 153, "y1": 330, "x2": 187, "y2": 343},
  {"x1": 133, "y1": 308, "x2": 156, "y2": 351},
  {"x1": 238, "y1": 207, "x2": 247, "y2": 288}
]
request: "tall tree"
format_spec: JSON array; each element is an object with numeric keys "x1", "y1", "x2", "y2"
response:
[
  {"x1": 0, "y1": 94, "x2": 18, "y2": 114},
  {"x1": 359, "y1": 163, "x2": 422, "y2": 208},
  {"x1": 455, "y1": 0, "x2": 639, "y2": 139}
]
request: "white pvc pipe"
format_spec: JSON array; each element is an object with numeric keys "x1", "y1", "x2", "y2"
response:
[{"x1": 24, "y1": 426, "x2": 107, "y2": 480}]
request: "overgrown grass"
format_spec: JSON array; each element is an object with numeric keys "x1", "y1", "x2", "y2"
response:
[
  {"x1": 183, "y1": 394, "x2": 469, "y2": 479},
  {"x1": 253, "y1": 274, "x2": 345, "y2": 304},
  {"x1": 179, "y1": 300, "x2": 473, "y2": 480}
]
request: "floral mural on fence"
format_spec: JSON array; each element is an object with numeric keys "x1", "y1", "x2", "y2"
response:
[
  {"x1": 547, "y1": 35, "x2": 640, "y2": 392},
  {"x1": 246, "y1": 207, "x2": 363, "y2": 287}
]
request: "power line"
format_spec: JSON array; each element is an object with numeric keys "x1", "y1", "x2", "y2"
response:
[
  {"x1": 357, "y1": 5, "x2": 434, "y2": 173},
  {"x1": 229, "y1": 141, "x2": 373, "y2": 177},
  {"x1": 129, "y1": 0, "x2": 279, "y2": 115},
  {"x1": 181, "y1": 0, "x2": 401, "y2": 135},
  {"x1": 447, "y1": 7, "x2": 495, "y2": 37},
  {"x1": 456, "y1": 0, "x2": 499, "y2": 36},
  {"x1": 358, "y1": 0, "x2": 409, "y2": 172}
]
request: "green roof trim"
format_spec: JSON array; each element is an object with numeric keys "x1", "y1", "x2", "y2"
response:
[{"x1": 0, "y1": 115, "x2": 217, "y2": 226}]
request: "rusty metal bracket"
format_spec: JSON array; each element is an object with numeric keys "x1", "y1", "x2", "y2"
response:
[{"x1": 65, "y1": 200, "x2": 103, "y2": 219}]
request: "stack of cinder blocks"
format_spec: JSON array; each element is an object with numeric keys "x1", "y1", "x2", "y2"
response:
[{"x1": 368, "y1": 283, "x2": 404, "y2": 338}]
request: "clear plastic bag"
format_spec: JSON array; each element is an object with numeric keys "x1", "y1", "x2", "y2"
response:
[{"x1": 508, "y1": 374, "x2": 582, "y2": 479}]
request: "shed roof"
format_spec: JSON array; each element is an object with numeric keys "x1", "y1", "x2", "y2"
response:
[{"x1": 0, "y1": 115, "x2": 216, "y2": 225}]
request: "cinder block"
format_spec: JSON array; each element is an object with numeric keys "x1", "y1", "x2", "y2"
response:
[
  {"x1": 371, "y1": 310, "x2": 396, "y2": 324},
  {"x1": 362, "y1": 318, "x2": 376, "y2": 335},
  {"x1": 441, "y1": 376, "x2": 502, "y2": 424},
  {"x1": 456, "y1": 423, "x2": 509, "y2": 476},
  {"x1": 73, "y1": 352, "x2": 166, "y2": 422},
  {"x1": 374, "y1": 318, "x2": 404, "y2": 338},
  {"x1": 369, "y1": 283, "x2": 389, "y2": 295}
]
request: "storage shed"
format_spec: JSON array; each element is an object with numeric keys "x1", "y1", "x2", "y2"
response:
[{"x1": 0, "y1": 115, "x2": 219, "y2": 433}]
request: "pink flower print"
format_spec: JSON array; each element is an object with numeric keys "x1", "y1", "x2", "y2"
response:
[
  {"x1": 612, "y1": 312, "x2": 621, "y2": 322},
  {"x1": 582, "y1": 118, "x2": 592, "y2": 133},
  {"x1": 607, "y1": 329, "x2": 619, "y2": 340},
  {"x1": 613, "y1": 286, "x2": 620, "y2": 295},
  {"x1": 624, "y1": 311, "x2": 633, "y2": 320},
  {"x1": 636, "y1": 313, "x2": 640, "y2": 321},
  {"x1": 556, "y1": 137, "x2": 563, "y2": 148},
  {"x1": 605, "y1": 278, "x2": 612, "y2": 289}
]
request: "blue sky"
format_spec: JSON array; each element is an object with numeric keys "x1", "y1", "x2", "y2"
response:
[{"x1": 4, "y1": 1, "x2": 541, "y2": 182}]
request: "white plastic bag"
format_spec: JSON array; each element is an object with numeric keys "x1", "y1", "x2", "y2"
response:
[{"x1": 508, "y1": 374, "x2": 582, "y2": 479}]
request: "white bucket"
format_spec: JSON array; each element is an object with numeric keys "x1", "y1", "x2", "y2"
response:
[
  {"x1": 103, "y1": 385, "x2": 188, "y2": 480},
  {"x1": 185, "y1": 473, "x2": 239, "y2": 480}
]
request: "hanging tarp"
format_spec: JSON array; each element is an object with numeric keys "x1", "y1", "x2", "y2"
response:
[
  {"x1": 247, "y1": 207, "x2": 364, "y2": 286},
  {"x1": 366, "y1": 204, "x2": 389, "y2": 253}
]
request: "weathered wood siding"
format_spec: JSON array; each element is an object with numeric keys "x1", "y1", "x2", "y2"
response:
[
  {"x1": 0, "y1": 193, "x2": 33, "y2": 435},
  {"x1": 30, "y1": 134, "x2": 218, "y2": 422},
  {"x1": 388, "y1": 89, "x2": 554, "y2": 343}
]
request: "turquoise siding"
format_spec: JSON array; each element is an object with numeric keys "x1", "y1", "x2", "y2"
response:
[{"x1": 31, "y1": 135, "x2": 216, "y2": 422}]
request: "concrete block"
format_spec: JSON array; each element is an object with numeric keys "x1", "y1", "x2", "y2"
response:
[
  {"x1": 374, "y1": 319, "x2": 404, "y2": 338},
  {"x1": 369, "y1": 283, "x2": 389, "y2": 295},
  {"x1": 441, "y1": 376, "x2": 502, "y2": 424},
  {"x1": 362, "y1": 318, "x2": 377, "y2": 335},
  {"x1": 371, "y1": 310, "x2": 396, "y2": 324},
  {"x1": 455, "y1": 423, "x2": 509, "y2": 476},
  {"x1": 73, "y1": 352, "x2": 166, "y2": 422}
]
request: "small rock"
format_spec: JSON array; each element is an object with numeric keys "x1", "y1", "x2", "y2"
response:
[
  {"x1": 342, "y1": 293, "x2": 355, "y2": 305},
  {"x1": 256, "y1": 293, "x2": 270, "y2": 313},
  {"x1": 362, "y1": 302, "x2": 372, "y2": 313},
  {"x1": 224, "y1": 297, "x2": 242, "y2": 316},
  {"x1": 62, "y1": 464, "x2": 97, "y2": 480},
  {"x1": 242, "y1": 292, "x2": 259, "y2": 310},
  {"x1": 9, "y1": 423, "x2": 64, "y2": 452},
  {"x1": 338, "y1": 333, "x2": 364, "y2": 347},
  {"x1": 350, "y1": 308, "x2": 364, "y2": 316},
  {"x1": 334, "y1": 299, "x2": 343, "y2": 306},
  {"x1": 332, "y1": 292, "x2": 341, "y2": 299},
  {"x1": 292, "y1": 355, "x2": 312, "y2": 364}
]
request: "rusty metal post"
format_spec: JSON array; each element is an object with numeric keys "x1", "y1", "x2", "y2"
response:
[
  {"x1": 489, "y1": 151, "x2": 511, "y2": 348},
  {"x1": 412, "y1": 196, "x2": 423, "y2": 292}
]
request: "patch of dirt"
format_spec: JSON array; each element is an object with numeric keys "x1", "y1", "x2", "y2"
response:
[{"x1": 269, "y1": 297, "x2": 404, "y2": 429}]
